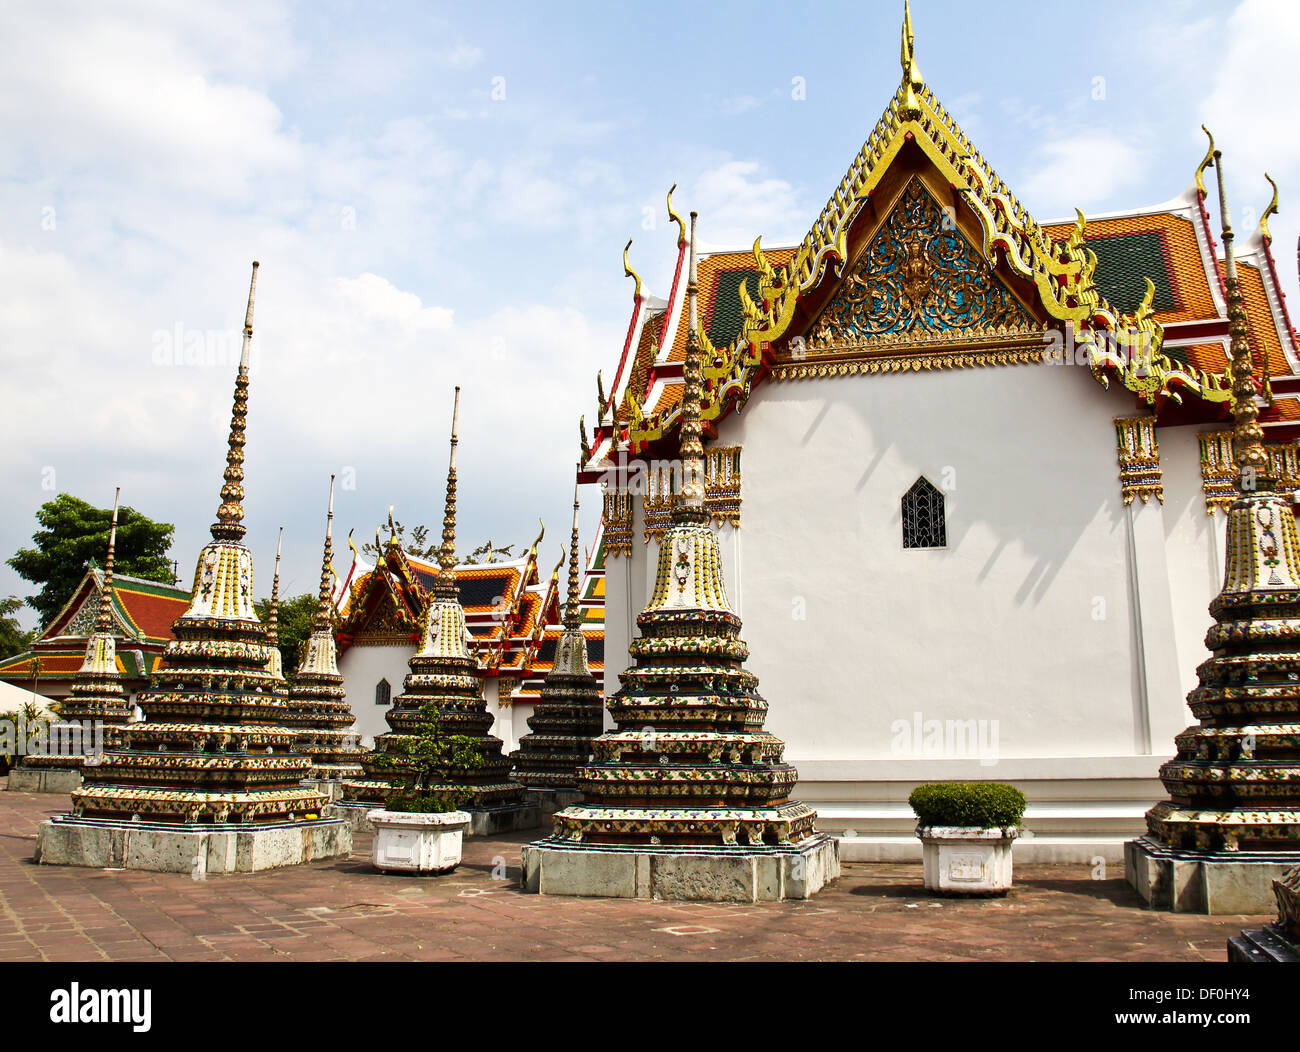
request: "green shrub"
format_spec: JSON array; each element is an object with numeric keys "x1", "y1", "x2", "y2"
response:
[
  {"x1": 369, "y1": 699, "x2": 481, "y2": 814},
  {"x1": 908, "y1": 782, "x2": 1026, "y2": 829}
]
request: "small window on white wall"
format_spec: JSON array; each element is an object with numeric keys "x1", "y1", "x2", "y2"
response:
[
  {"x1": 375, "y1": 678, "x2": 391, "y2": 706},
  {"x1": 902, "y1": 477, "x2": 947, "y2": 549}
]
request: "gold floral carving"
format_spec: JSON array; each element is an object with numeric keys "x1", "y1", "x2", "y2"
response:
[{"x1": 1114, "y1": 417, "x2": 1163, "y2": 505}]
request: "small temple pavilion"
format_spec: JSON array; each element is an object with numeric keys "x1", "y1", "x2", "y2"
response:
[
  {"x1": 509, "y1": 478, "x2": 605, "y2": 817},
  {"x1": 34, "y1": 263, "x2": 351, "y2": 874},
  {"x1": 523, "y1": 215, "x2": 839, "y2": 901},
  {"x1": 336, "y1": 389, "x2": 537, "y2": 835}
]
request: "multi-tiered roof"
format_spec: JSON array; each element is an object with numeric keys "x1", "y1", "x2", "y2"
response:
[
  {"x1": 509, "y1": 480, "x2": 604, "y2": 788},
  {"x1": 584, "y1": 5, "x2": 1298, "y2": 473},
  {"x1": 547, "y1": 214, "x2": 820, "y2": 849},
  {"x1": 287, "y1": 475, "x2": 365, "y2": 780},
  {"x1": 72, "y1": 264, "x2": 328, "y2": 824},
  {"x1": 340, "y1": 390, "x2": 526, "y2": 811}
]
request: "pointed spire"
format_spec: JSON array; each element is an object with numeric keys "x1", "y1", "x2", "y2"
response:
[
  {"x1": 675, "y1": 210, "x2": 708, "y2": 524},
  {"x1": 267, "y1": 526, "x2": 283, "y2": 646},
  {"x1": 314, "y1": 474, "x2": 337, "y2": 633},
  {"x1": 900, "y1": 0, "x2": 924, "y2": 119},
  {"x1": 1211, "y1": 145, "x2": 1272, "y2": 492},
  {"x1": 95, "y1": 487, "x2": 122, "y2": 634},
  {"x1": 564, "y1": 473, "x2": 583, "y2": 630},
  {"x1": 435, "y1": 386, "x2": 461, "y2": 598},
  {"x1": 212, "y1": 261, "x2": 259, "y2": 542}
]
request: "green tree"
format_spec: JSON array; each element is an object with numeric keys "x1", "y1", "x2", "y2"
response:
[
  {"x1": 254, "y1": 593, "x2": 317, "y2": 686},
  {"x1": 368, "y1": 700, "x2": 482, "y2": 813},
  {"x1": 8, "y1": 495, "x2": 175, "y2": 629},
  {"x1": 0, "y1": 596, "x2": 33, "y2": 661}
]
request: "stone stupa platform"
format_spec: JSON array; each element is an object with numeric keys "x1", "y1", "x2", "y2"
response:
[
  {"x1": 522, "y1": 834, "x2": 839, "y2": 903},
  {"x1": 36, "y1": 813, "x2": 350, "y2": 876},
  {"x1": 1126, "y1": 836, "x2": 1299, "y2": 915}
]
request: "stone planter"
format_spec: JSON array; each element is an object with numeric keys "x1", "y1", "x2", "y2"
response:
[
  {"x1": 369, "y1": 809, "x2": 470, "y2": 875},
  {"x1": 918, "y1": 825, "x2": 1020, "y2": 895}
]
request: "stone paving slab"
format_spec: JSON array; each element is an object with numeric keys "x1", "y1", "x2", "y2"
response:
[{"x1": 0, "y1": 782, "x2": 1273, "y2": 962}]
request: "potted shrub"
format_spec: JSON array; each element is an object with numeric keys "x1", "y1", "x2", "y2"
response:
[
  {"x1": 909, "y1": 782, "x2": 1027, "y2": 895},
  {"x1": 365, "y1": 701, "x2": 483, "y2": 875}
]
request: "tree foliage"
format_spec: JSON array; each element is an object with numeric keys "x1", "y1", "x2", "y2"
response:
[
  {"x1": 8, "y1": 495, "x2": 175, "y2": 628},
  {"x1": 361, "y1": 519, "x2": 514, "y2": 565},
  {"x1": 368, "y1": 699, "x2": 482, "y2": 813},
  {"x1": 0, "y1": 597, "x2": 33, "y2": 661}
]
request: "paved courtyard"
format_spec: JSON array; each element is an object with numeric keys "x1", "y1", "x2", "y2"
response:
[{"x1": 0, "y1": 782, "x2": 1272, "y2": 962}]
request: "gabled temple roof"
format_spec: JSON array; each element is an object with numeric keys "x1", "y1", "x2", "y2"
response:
[{"x1": 584, "y1": 10, "x2": 1298, "y2": 468}]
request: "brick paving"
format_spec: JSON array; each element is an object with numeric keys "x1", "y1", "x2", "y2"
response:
[{"x1": 0, "y1": 780, "x2": 1272, "y2": 962}]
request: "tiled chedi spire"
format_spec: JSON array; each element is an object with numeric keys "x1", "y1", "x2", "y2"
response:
[
  {"x1": 286, "y1": 474, "x2": 365, "y2": 780},
  {"x1": 265, "y1": 526, "x2": 287, "y2": 695},
  {"x1": 1142, "y1": 145, "x2": 1300, "y2": 853},
  {"x1": 23, "y1": 488, "x2": 134, "y2": 771},
  {"x1": 509, "y1": 476, "x2": 603, "y2": 788},
  {"x1": 340, "y1": 389, "x2": 526, "y2": 810},
  {"x1": 547, "y1": 214, "x2": 819, "y2": 847},
  {"x1": 73, "y1": 263, "x2": 329, "y2": 824}
]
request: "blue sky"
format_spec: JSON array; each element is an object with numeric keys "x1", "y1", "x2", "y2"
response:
[{"x1": 1, "y1": 0, "x2": 1296, "y2": 628}]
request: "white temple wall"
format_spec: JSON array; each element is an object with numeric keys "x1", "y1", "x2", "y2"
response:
[
  {"x1": 725, "y1": 362, "x2": 1165, "y2": 765},
  {"x1": 336, "y1": 644, "x2": 411, "y2": 747}
]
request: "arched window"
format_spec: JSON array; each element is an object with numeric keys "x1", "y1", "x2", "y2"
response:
[
  {"x1": 902, "y1": 477, "x2": 946, "y2": 549},
  {"x1": 375, "y1": 678, "x2": 391, "y2": 706}
]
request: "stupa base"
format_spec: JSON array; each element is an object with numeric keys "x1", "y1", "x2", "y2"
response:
[
  {"x1": 304, "y1": 777, "x2": 352, "y2": 802},
  {"x1": 6, "y1": 763, "x2": 83, "y2": 794},
  {"x1": 331, "y1": 799, "x2": 540, "y2": 836},
  {"x1": 521, "y1": 833, "x2": 839, "y2": 903},
  {"x1": 1227, "y1": 925, "x2": 1300, "y2": 962},
  {"x1": 1125, "y1": 835, "x2": 1298, "y2": 914},
  {"x1": 524, "y1": 787, "x2": 584, "y2": 826},
  {"x1": 34, "y1": 814, "x2": 351, "y2": 875}
]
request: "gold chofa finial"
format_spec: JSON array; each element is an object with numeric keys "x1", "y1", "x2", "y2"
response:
[
  {"x1": 900, "y1": 1, "x2": 923, "y2": 117},
  {"x1": 623, "y1": 239, "x2": 642, "y2": 302},
  {"x1": 1195, "y1": 125, "x2": 1216, "y2": 198},
  {"x1": 667, "y1": 184, "x2": 687, "y2": 249},
  {"x1": 1262, "y1": 174, "x2": 1279, "y2": 244}
]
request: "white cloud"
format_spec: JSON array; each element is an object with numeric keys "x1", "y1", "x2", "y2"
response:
[
  {"x1": 1016, "y1": 133, "x2": 1148, "y2": 213},
  {"x1": 689, "y1": 160, "x2": 806, "y2": 247}
]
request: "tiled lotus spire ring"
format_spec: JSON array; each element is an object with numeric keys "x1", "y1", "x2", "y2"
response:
[
  {"x1": 1142, "y1": 145, "x2": 1300, "y2": 854},
  {"x1": 287, "y1": 474, "x2": 365, "y2": 780},
  {"x1": 73, "y1": 263, "x2": 328, "y2": 824},
  {"x1": 510, "y1": 473, "x2": 604, "y2": 788},
  {"x1": 547, "y1": 213, "x2": 820, "y2": 848},
  {"x1": 341, "y1": 389, "x2": 526, "y2": 811}
]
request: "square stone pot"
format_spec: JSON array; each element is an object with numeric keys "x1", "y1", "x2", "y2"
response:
[
  {"x1": 369, "y1": 809, "x2": 470, "y2": 875},
  {"x1": 918, "y1": 825, "x2": 1019, "y2": 895}
]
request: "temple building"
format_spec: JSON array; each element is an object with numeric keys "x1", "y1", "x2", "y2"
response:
[
  {"x1": 35, "y1": 263, "x2": 350, "y2": 873},
  {"x1": 336, "y1": 389, "x2": 538, "y2": 835},
  {"x1": 509, "y1": 480, "x2": 605, "y2": 816},
  {"x1": 578, "y1": 7, "x2": 1300, "y2": 864},
  {"x1": 523, "y1": 213, "x2": 839, "y2": 901},
  {"x1": 7, "y1": 489, "x2": 136, "y2": 793},
  {"x1": 333, "y1": 511, "x2": 605, "y2": 754},
  {"x1": 0, "y1": 568, "x2": 189, "y2": 707}
]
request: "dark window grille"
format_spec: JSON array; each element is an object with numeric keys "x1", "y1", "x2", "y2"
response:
[
  {"x1": 902, "y1": 477, "x2": 947, "y2": 549},
  {"x1": 375, "y1": 678, "x2": 391, "y2": 706}
]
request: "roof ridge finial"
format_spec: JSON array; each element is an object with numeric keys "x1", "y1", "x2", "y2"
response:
[
  {"x1": 435, "y1": 386, "x2": 461, "y2": 597},
  {"x1": 315, "y1": 474, "x2": 337, "y2": 631},
  {"x1": 900, "y1": 0, "x2": 924, "y2": 119},
  {"x1": 675, "y1": 210, "x2": 708, "y2": 525},
  {"x1": 212, "y1": 261, "x2": 259, "y2": 542},
  {"x1": 564, "y1": 471, "x2": 582, "y2": 629},
  {"x1": 1261, "y1": 173, "x2": 1279, "y2": 244},
  {"x1": 267, "y1": 525, "x2": 283, "y2": 644},
  {"x1": 96, "y1": 486, "x2": 122, "y2": 634},
  {"x1": 1211, "y1": 146, "x2": 1272, "y2": 491}
]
